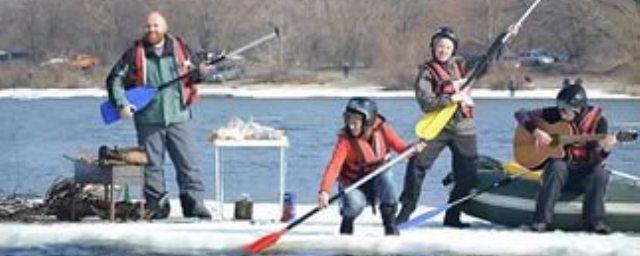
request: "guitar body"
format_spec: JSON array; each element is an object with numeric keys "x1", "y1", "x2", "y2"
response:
[{"x1": 513, "y1": 121, "x2": 572, "y2": 169}]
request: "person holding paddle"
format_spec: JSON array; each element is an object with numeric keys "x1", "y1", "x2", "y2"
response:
[
  {"x1": 105, "y1": 11, "x2": 212, "y2": 219},
  {"x1": 397, "y1": 24, "x2": 520, "y2": 228},
  {"x1": 514, "y1": 78, "x2": 616, "y2": 234},
  {"x1": 318, "y1": 97, "x2": 419, "y2": 235}
]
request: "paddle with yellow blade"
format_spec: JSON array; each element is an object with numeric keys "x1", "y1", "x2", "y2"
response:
[
  {"x1": 415, "y1": 0, "x2": 543, "y2": 140},
  {"x1": 397, "y1": 155, "x2": 538, "y2": 229}
]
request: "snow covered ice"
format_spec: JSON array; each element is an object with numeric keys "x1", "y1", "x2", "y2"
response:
[{"x1": 0, "y1": 200, "x2": 637, "y2": 256}]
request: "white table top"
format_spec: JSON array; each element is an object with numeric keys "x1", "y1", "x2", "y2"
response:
[{"x1": 211, "y1": 137, "x2": 289, "y2": 147}]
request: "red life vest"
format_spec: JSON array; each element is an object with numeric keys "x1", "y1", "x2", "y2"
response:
[
  {"x1": 423, "y1": 59, "x2": 474, "y2": 118},
  {"x1": 133, "y1": 35, "x2": 199, "y2": 106},
  {"x1": 567, "y1": 107, "x2": 602, "y2": 160},
  {"x1": 340, "y1": 118, "x2": 390, "y2": 184}
]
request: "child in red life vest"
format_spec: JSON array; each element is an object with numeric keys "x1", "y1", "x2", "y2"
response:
[{"x1": 318, "y1": 97, "x2": 417, "y2": 235}]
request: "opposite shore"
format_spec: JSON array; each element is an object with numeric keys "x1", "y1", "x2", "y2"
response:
[{"x1": 0, "y1": 83, "x2": 637, "y2": 100}]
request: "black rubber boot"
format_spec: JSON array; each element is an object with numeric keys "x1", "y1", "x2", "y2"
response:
[
  {"x1": 381, "y1": 205, "x2": 399, "y2": 236},
  {"x1": 147, "y1": 192, "x2": 171, "y2": 220},
  {"x1": 340, "y1": 217, "x2": 355, "y2": 235},
  {"x1": 395, "y1": 203, "x2": 415, "y2": 225},
  {"x1": 443, "y1": 210, "x2": 470, "y2": 229},
  {"x1": 180, "y1": 194, "x2": 211, "y2": 219}
]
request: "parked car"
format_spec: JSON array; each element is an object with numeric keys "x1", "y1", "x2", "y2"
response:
[
  {"x1": 519, "y1": 49, "x2": 558, "y2": 67},
  {"x1": 204, "y1": 64, "x2": 244, "y2": 83}
]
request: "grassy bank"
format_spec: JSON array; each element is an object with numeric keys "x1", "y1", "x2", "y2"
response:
[{"x1": 1, "y1": 62, "x2": 638, "y2": 96}]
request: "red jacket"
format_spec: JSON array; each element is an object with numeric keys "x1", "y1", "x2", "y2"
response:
[{"x1": 319, "y1": 117, "x2": 409, "y2": 193}]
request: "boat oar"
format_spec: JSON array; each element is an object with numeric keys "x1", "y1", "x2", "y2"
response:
[
  {"x1": 244, "y1": 141, "x2": 426, "y2": 254},
  {"x1": 100, "y1": 27, "x2": 280, "y2": 125},
  {"x1": 605, "y1": 166, "x2": 640, "y2": 186},
  {"x1": 398, "y1": 160, "x2": 533, "y2": 230},
  {"x1": 414, "y1": 0, "x2": 543, "y2": 140}
]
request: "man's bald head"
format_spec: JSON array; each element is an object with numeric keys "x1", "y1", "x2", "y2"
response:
[{"x1": 144, "y1": 11, "x2": 168, "y2": 45}]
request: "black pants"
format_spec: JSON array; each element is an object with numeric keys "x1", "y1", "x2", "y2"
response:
[
  {"x1": 533, "y1": 159, "x2": 609, "y2": 227},
  {"x1": 398, "y1": 131, "x2": 477, "y2": 223}
]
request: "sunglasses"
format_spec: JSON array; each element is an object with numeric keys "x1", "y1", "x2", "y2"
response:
[{"x1": 557, "y1": 101, "x2": 581, "y2": 114}]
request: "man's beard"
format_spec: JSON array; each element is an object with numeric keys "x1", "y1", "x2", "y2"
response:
[{"x1": 145, "y1": 32, "x2": 165, "y2": 45}]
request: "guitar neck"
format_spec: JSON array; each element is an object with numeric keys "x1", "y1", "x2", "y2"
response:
[{"x1": 558, "y1": 134, "x2": 607, "y2": 145}]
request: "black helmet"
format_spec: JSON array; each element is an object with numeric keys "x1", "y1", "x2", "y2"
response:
[
  {"x1": 430, "y1": 26, "x2": 458, "y2": 55},
  {"x1": 344, "y1": 97, "x2": 378, "y2": 128},
  {"x1": 556, "y1": 78, "x2": 587, "y2": 111}
]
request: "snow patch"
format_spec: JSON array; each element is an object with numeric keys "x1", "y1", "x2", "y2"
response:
[{"x1": 0, "y1": 201, "x2": 637, "y2": 255}]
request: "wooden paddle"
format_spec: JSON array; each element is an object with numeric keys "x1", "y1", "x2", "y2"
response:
[
  {"x1": 415, "y1": 0, "x2": 543, "y2": 140},
  {"x1": 101, "y1": 27, "x2": 280, "y2": 125},
  {"x1": 244, "y1": 141, "x2": 426, "y2": 254}
]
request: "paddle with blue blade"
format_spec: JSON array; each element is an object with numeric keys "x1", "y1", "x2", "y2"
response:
[
  {"x1": 245, "y1": 141, "x2": 426, "y2": 254},
  {"x1": 414, "y1": 0, "x2": 543, "y2": 140},
  {"x1": 100, "y1": 27, "x2": 280, "y2": 125},
  {"x1": 398, "y1": 157, "x2": 533, "y2": 230}
]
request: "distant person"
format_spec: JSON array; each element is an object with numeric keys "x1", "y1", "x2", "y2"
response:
[
  {"x1": 397, "y1": 24, "x2": 520, "y2": 228},
  {"x1": 106, "y1": 11, "x2": 213, "y2": 219},
  {"x1": 508, "y1": 80, "x2": 516, "y2": 97},
  {"x1": 514, "y1": 78, "x2": 616, "y2": 234},
  {"x1": 342, "y1": 62, "x2": 350, "y2": 78},
  {"x1": 318, "y1": 97, "x2": 422, "y2": 235}
]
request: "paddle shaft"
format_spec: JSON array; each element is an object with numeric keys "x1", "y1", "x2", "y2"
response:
[
  {"x1": 458, "y1": 0, "x2": 542, "y2": 91},
  {"x1": 414, "y1": 0, "x2": 543, "y2": 140},
  {"x1": 283, "y1": 141, "x2": 422, "y2": 231},
  {"x1": 156, "y1": 27, "x2": 280, "y2": 91},
  {"x1": 605, "y1": 167, "x2": 640, "y2": 185},
  {"x1": 399, "y1": 168, "x2": 531, "y2": 229}
]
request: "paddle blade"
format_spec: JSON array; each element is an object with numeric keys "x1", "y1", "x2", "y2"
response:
[
  {"x1": 414, "y1": 103, "x2": 458, "y2": 140},
  {"x1": 100, "y1": 86, "x2": 157, "y2": 125},
  {"x1": 100, "y1": 101, "x2": 121, "y2": 125},
  {"x1": 397, "y1": 204, "x2": 447, "y2": 230},
  {"x1": 245, "y1": 228, "x2": 286, "y2": 254}
]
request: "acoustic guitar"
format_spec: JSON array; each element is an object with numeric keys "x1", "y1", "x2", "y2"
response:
[{"x1": 513, "y1": 121, "x2": 637, "y2": 169}]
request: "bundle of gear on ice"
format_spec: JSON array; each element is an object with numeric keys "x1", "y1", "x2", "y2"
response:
[
  {"x1": 210, "y1": 117, "x2": 286, "y2": 141},
  {"x1": 0, "y1": 145, "x2": 149, "y2": 222}
]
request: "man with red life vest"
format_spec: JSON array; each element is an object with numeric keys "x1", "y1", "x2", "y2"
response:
[
  {"x1": 514, "y1": 78, "x2": 616, "y2": 234},
  {"x1": 106, "y1": 11, "x2": 212, "y2": 219},
  {"x1": 318, "y1": 97, "x2": 420, "y2": 235},
  {"x1": 397, "y1": 25, "x2": 520, "y2": 228}
]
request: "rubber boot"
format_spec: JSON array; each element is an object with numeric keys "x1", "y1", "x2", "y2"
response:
[
  {"x1": 443, "y1": 209, "x2": 470, "y2": 229},
  {"x1": 395, "y1": 202, "x2": 415, "y2": 225},
  {"x1": 147, "y1": 192, "x2": 171, "y2": 220},
  {"x1": 381, "y1": 205, "x2": 399, "y2": 236},
  {"x1": 340, "y1": 217, "x2": 354, "y2": 235},
  {"x1": 180, "y1": 194, "x2": 211, "y2": 219}
]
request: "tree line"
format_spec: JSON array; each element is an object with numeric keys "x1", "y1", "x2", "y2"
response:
[{"x1": 0, "y1": 0, "x2": 639, "y2": 88}]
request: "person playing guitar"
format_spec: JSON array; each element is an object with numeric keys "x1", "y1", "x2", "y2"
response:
[{"x1": 513, "y1": 78, "x2": 616, "y2": 234}]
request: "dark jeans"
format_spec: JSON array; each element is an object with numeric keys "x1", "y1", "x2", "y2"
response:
[
  {"x1": 339, "y1": 170, "x2": 398, "y2": 219},
  {"x1": 398, "y1": 131, "x2": 477, "y2": 223},
  {"x1": 136, "y1": 122, "x2": 206, "y2": 215},
  {"x1": 532, "y1": 159, "x2": 609, "y2": 227}
]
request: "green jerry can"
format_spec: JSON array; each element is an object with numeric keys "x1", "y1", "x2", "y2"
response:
[{"x1": 234, "y1": 193, "x2": 253, "y2": 220}]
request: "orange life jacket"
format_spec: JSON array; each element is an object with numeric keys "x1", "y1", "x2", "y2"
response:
[
  {"x1": 424, "y1": 59, "x2": 474, "y2": 118},
  {"x1": 133, "y1": 35, "x2": 199, "y2": 106},
  {"x1": 567, "y1": 107, "x2": 602, "y2": 160},
  {"x1": 340, "y1": 118, "x2": 391, "y2": 183},
  {"x1": 319, "y1": 116, "x2": 409, "y2": 193}
]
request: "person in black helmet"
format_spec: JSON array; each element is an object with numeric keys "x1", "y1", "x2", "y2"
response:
[
  {"x1": 318, "y1": 97, "x2": 420, "y2": 235},
  {"x1": 397, "y1": 24, "x2": 520, "y2": 228},
  {"x1": 514, "y1": 78, "x2": 617, "y2": 234}
]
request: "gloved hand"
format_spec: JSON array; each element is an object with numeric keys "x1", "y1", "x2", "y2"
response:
[
  {"x1": 118, "y1": 104, "x2": 135, "y2": 119},
  {"x1": 452, "y1": 78, "x2": 468, "y2": 91},
  {"x1": 318, "y1": 191, "x2": 329, "y2": 209}
]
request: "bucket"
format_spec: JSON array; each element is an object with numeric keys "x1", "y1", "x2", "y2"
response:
[{"x1": 234, "y1": 193, "x2": 253, "y2": 220}]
